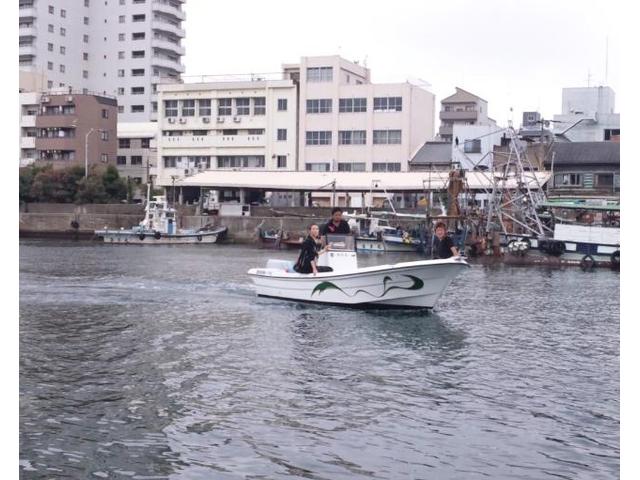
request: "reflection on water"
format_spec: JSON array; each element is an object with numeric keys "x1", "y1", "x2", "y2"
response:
[{"x1": 20, "y1": 240, "x2": 619, "y2": 479}]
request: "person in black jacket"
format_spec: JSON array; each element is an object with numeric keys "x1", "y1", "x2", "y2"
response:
[
  {"x1": 294, "y1": 224, "x2": 333, "y2": 275},
  {"x1": 320, "y1": 207, "x2": 351, "y2": 235},
  {"x1": 433, "y1": 221, "x2": 459, "y2": 259}
]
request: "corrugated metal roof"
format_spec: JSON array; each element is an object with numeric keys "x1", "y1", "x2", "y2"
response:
[
  {"x1": 545, "y1": 142, "x2": 620, "y2": 166},
  {"x1": 410, "y1": 142, "x2": 452, "y2": 165}
]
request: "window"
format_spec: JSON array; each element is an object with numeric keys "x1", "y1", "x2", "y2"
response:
[
  {"x1": 164, "y1": 100, "x2": 178, "y2": 117},
  {"x1": 339, "y1": 130, "x2": 367, "y2": 145},
  {"x1": 596, "y1": 173, "x2": 614, "y2": 187},
  {"x1": 163, "y1": 156, "x2": 177, "y2": 168},
  {"x1": 101, "y1": 131, "x2": 109, "y2": 141},
  {"x1": 277, "y1": 155, "x2": 287, "y2": 168},
  {"x1": 218, "y1": 98, "x2": 232, "y2": 116},
  {"x1": 222, "y1": 129, "x2": 238, "y2": 135},
  {"x1": 198, "y1": 99, "x2": 211, "y2": 116},
  {"x1": 47, "y1": 43, "x2": 53, "y2": 52},
  {"x1": 131, "y1": 105, "x2": 144, "y2": 113},
  {"x1": 60, "y1": 27, "x2": 66, "y2": 36},
  {"x1": 120, "y1": 0, "x2": 125, "y2": 4},
  {"x1": 101, "y1": 154, "x2": 108, "y2": 163},
  {"x1": 235, "y1": 98, "x2": 250, "y2": 115},
  {"x1": 84, "y1": 17, "x2": 89, "y2": 25},
  {"x1": 118, "y1": 33, "x2": 125, "y2": 41},
  {"x1": 118, "y1": 106, "x2": 124, "y2": 113},
  {"x1": 306, "y1": 131, "x2": 332, "y2": 145},
  {"x1": 117, "y1": 87, "x2": 124, "y2": 95},
  {"x1": 59, "y1": 46, "x2": 65, "y2": 54},
  {"x1": 59, "y1": 64, "x2": 65, "y2": 73},
  {"x1": 604, "y1": 128, "x2": 620, "y2": 140},
  {"x1": 277, "y1": 129, "x2": 287, "y2": 141},
  {"x1": 47, "y1": 81, "x2": 53, "y2": 88},
  {"x1": 131, "y1": 87, "x2": 144, "y2": 95},
  {"x1": 307, "y1": 66, "x2": 333, "y2": 82},
  {"x1": 117, "y1": 156, "x2": 127, "y2": 165},
  {"x1": 83, "y1": 70, "x2": 89, "y2": 79},
  {"x1": 119, "y1": 138, "x2": 130, "y2": 148},
  {"x1": 463, "y1": 139, "x2": 481, "y2": 154},
  {"x1": 119, "y1": 15, "x2": 125, "y2": 23},
  {"x1": 141, "y1": 138, "x2": 150, "y2": 148},
  {"x1": 253, "y1": 97, "x2": 266, "y2": 115},
  {"x1": 131, "y1": 50, "x2": 145, "y2": 58},
  {"x1": 83, "y1": 34, "x2": 89, "y2": 43},
  {"x1": 306, "y1": 99, "x2": 332, "y2": 113},
  {"x1": 555, "y1": 173, "x2": 583, "y2": 187},
  {"x1": 373, "y1": 97, "x2": 402, "y2": 112},
  {"x1": 217, "y1": 155, "x2": 265, "y2": 168},
  {"x1": 372, "y1": 162, "x2": 401, "y2": 172},
  {"x1": 305, "y1": 163, "x2": 330, "y2": 172},
  {"x1": 277, "y1": 98, "x2": 287, "y2": 111},
  {"x1": 85, "y1": 0, "x2": 89, "y2": 5},
  {"x1": 118, "y1": 51, "x2": 125, "y2": 59},
  {"x1": 117, "y1": 69, "x2": 125, "y2": 77},
  {"x1": 338, "y1": 162, "x2": 366, "y2": 172},
  {"x1": 130, "y1": 156, "x2": 142, "y2": 165},
  {"x1": 83, "y1": 52, "x2": 89, "y2": 60},
  {"x1": 131, "y1": 68, "x2": 145, "y2": 76},
  {"x1": 152, "y1": 102, "x2": 157, "y2": 113},
  {"x1": 248, "y1": 129, "x2": 264, "y2": 135},
  {"x1": 373, "y1": 130, "x2": 402, "y2": 144},
  {"x1": 339, "y1": 97, "x2": 367, "y2": 113},
  {"x1": 61, "y1": 9, "x2": 66, "y2": 17},
  {"x1": 48, "y1": 5, "x2": 54, "y2": 14},
  {"x1": 132, "y1": 32, "x2": 145, "y2": 40},
  {"x1": 132, "y1": 14, "x2": 145, "y2": 22},
  {"x1": 181, "y1": 99, "x2": 195, "y2": 116},
  {"x1": 48, "y1": 24, "x2": 54, "y2": 33}
]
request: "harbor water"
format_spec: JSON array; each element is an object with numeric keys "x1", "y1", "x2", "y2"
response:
[{"x1": 20, "y1": 240, "x2": 619, "y2": 479}]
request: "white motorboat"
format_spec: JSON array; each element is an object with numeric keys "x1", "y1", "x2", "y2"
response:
[
  {"x1": 95, "y1": 186, "x2": 227, "y2": 245},
  {"x1": 248, "y1": 234, "x2": 469, "y2": 309}
]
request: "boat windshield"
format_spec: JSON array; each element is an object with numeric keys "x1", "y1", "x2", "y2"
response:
[{"x1": 325, "y1": 234, "x2": 355, "y2": 252}]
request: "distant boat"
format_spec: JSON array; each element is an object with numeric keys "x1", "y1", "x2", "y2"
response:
[{"x1": 95, "y1": 185, "x2": 227, "y2": 245}]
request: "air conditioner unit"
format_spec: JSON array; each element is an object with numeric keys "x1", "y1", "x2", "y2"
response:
[
  {"x1": 41, "y1": 96, "x2": 50, "y2": 103},
  {"x1": 202, "y1": 117, "x2": 210, "y2": 123},
  {"x1": 233, "y1": 116, "x2": 241, "y2": 123},
  {"x1": 216, "y1": 117, "x2": 225, "y2": 123},
  {"x1": 167, "y1": 117, "x2": 176, "y2": 123},
  {"x1": 179, "y1": 118, "x2": 187, "y2": 124},
  {"x1": 66, "y1": 95, "x2": 73, "y2": 102}
]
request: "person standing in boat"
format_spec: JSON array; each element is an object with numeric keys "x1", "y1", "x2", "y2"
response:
[
  {"x1": 320, "y1": 207, "x2": 352, "y2": 235},
  {"x1": 433, "y1": 221, "x2": 459, "y2": 259},
  {"x1": 294, "y1": 224, "x2": 333, "y2": 275}
]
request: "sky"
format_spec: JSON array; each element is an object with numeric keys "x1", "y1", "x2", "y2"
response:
[{"x1": 181, "y1": 0, "x2": 619, "y2": 130}]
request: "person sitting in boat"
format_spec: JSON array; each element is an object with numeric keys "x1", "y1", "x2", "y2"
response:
[
  {"x1": 320, "y1": 207, "x2": 352, "y2": 235},
  {"x1": 294, "y1": 223, "x2": 333, "y2": 275},
  {"x1": 433, "y1": 221, "x2": 459, "y2": 259}
]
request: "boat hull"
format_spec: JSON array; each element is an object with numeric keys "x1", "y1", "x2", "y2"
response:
[
  {"x1": 95, "y1": 229, "x2": 225, "y2": 245},
  {"x1": 248, "y1": 258, "x2": 469, "y2": 309}
]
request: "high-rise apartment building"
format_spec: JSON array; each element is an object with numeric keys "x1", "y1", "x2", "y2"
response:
[{"x1": 18, "y1": 0, "x2": 185, "y2": 121}]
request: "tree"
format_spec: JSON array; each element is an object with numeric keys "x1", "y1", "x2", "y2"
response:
[
  {"x1": 75, "y1": 175, "x2": 108, "y2": 204},
  {"x1": 102, "y1": 165, "x2": 127, "y2": 202}
]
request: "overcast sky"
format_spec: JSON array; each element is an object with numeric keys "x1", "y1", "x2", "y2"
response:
[{"x1": 182, "y1": 0, "x2": 618, "y2": 130}]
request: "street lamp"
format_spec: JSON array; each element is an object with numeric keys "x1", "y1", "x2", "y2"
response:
[{"x1": 84, "y1": 128, "x2": 105, "y2": 179}]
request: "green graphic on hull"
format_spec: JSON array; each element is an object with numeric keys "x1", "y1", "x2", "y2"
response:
[{"x1": 311, "y1": 274, "x2": 424, "y2": 298}]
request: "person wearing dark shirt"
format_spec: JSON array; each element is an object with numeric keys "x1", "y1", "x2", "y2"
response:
[
  {"x1": 320, "y1": 207, "x2": 351, "y2": 235},
  {"x1": 433, "y1": 221, "x2": 459, "y2": 259},
  {"x1": 294, "y1": 224, "x2": 333, "y2": 275}
]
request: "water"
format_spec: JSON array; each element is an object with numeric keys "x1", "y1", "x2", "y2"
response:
[{"x1": 20, "y1": 240, "x2": 619, "y2": 479}]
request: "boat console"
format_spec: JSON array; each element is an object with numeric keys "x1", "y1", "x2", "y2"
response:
[{"x1": 317, "y1": 234, "x2": 358, "y2": 273}]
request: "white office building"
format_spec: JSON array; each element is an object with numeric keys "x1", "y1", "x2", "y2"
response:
[
  {"x1": 116, "y1": 121, "x2": 157, "y2": 184},
  {"x1": 18, "y1": 0, "x2": 186, "y2": 121}
]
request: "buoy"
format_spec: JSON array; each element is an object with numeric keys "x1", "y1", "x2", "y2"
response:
[
  {"x1": 138, "y1": 233, "x2": 146, "y2": 241},
  {"x1": 154, "y1": 231, "x2": 161, "y2": 240},
  {"x1": 580, "y1": 254, "x2": 596, "y2": 271}
]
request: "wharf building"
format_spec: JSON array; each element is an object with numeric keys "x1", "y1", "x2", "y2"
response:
[
  {"x1": 18, "y1": 0, "x2": 186, "y2": 122},
  {"x1": 19, "y1": 91, "x2": 118, "y2": 170}
]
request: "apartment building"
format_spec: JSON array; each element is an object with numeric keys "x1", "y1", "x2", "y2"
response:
[
  {"x1": 18, "y1": 0, "x2": 186, "y2": 121},
  {"x1": 154, "y1": 78, "x2": 299, "y2": 193},
  {"x1": 438, "y1": 87, "x2": 495, "y2": 142},
  {"x1": 19, "y1": 91, "x2": 118, "y2": 169},
  {"x1": 116, "y1": 122, "x2": 157, "y2": 183},
  {"x1": 552, "y1": 86, "x2": 620, "y2": 142},
  {"x1": 283, "y1": 56, "x2": 435, "y2": 173}
]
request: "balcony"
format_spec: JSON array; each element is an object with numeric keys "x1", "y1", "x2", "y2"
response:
[
  {"x1": 19, "y1": 44, "x2": 36, "y2": 57},
  {"x1": 439, "y1": 110, "x2": 478, "y2": 121},
  {"x1": 160, "y1": 134, "x2": 266, "y2": 149},
  {"x1": 21, "y1": 137, "x2": 36, "y2": 149},
  {"x1": 151, "y1": 20, "x2": 185, "y2": 38},
  {"x1": 18, "y1": 6, "x2": 37, "y2": 19},
  {"x1": 21, "y1": 115, "x2": 36, "y2": 127},
  {"x1": 152, "y1": 1, "x2": 186, "y2": 21},
  {"x1": 152, "y1": 55, "x2": 185, "y2": 73},
  {"x1": 152, "y1": 38, "x2": 186, "y2": 56},
  {"x1": 19, "y1": 24, "x2": 37, "y2": 37},
  {"x1": 35, "y1": 137, "x2": 77, "y2": 151},
  {"x1": 439, "y1": 125, "x2": 453, "y2": 137}
]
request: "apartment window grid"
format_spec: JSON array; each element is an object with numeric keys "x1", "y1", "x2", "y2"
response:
[
  {"x1": 132, "y1": 50, "x2": 145, "y2": 59},
  {"x1": 555, "y1": 173, "x2": 583, "y2": 187},
  {"x1": 306, "y1": 131, "x2": 332, "y2": 145},
  {"x1": 277, "y1": 98, "x2": 287, "y2": 111},
  {"x1": 60, "y1": 8, "x2": 66, "y2": 17},
  {"x1": 118, "y1": 51, "x2": 125, "y2": 59},
  {"x1": 253, "y1": 97, "x2": 266, "y2": 115},
  {"x1": 117, "y1": 87, "x2": 125, "y2": 95},
  {"x1": 307, "y1": 66, "x2": 333, "y2": 82},
  {"x1": 131, "y1": 105, "x2": 145, "y2": 113},
  {"x1": 372, "y1": 162, "x2": 401, "y2": 172},
  {"x1": 373, "y1": 97, "x2": 403, "y2": 112},
  {"x1": 59, "y1": 64, "x2": 65, "y2": 73},
  {"x1": 164, "y1": 100, "x2": 178, "y2": 117},
  {"x1": 132, "y1": 14, "x2": 145, "y2": 22},
  {"x1": 117, "y1": 69, "x2": 125, "y2": 77},
  {"x1": 48, "y1": 24, "x2": 54, "y2": 32},
  {"x1": 100, "y1": 153, "x2": 108, "y2": 163},
  {"x1": 131, "y1": 87, "x2": 144, "y2": 95},
  {"x1": 132, "y1": 32, "x2": 145, "y2": 40},
  {"x1": 181, "y1": 99, "x2": 195, "y2": 116},
  {"x1": 198, "y1": 99, "x2": 211, "y2": 116},
  {"x1": 84, "y1": 17, "x2": 89, "y2": 25},
  {"x1": 339, "y1": 97, "x2": 367, "y2": 113},
  {"x1": 118, "y1": 106, "x2": 124, "y2": 113},
  {"x1": 248, "y1": 129, "x2": 264, "y2": 135},
  {"x1": 276, "y1": 155, "x2": 287, "y2": 168},
  {"x1": 373, "y1": 129, "x2": 402, "y2": 144},
  {"x1": 306, "y1": 99, "x2": 332, "y2": 114},
  {"x1": 59, "y1": 46, "x2": 65, "y2": 54},
  {"x1": 119, "y1": 138, "x2": 131, "y2": 148},
  {"x1": 217, "y1": 155, "x2": 265, "y2": 169},
  {"x1": 118, "y1": 33, "x2": 125, "y2": 41},
  {"x1": 141, "y1": 138, "x2": 150, "y2": 148},
  {"x1": 218, "y1": 99, "x2": 232, "y2": 116},
  {"x1": 463, "y1": 139, "x2": 481, "y2": 154},
  {"x1": 48, "y1": 5, "x2": 54, "y2": 14},
  {"x1": 338, "y1": 162, "x2": 366, "y2": 172},
  {"x1": 47, "y1": 43, "x2": 53, "y2": 52},
  {"x1": 83, "y1": 70, "x2": 89, "y2": 79},
  {"x1": 338, "y1": 130, "x2": 366, "y2": 145},
  {"x1": 235, "y1": 98, "x2": 250, "y2": 116},
  {"x1": 100, "y1": 131, "x2": 109, "y2": 141},
  {"x1": 130, "y1": 156, "x2": 142, "y2": 165},
  {"x1": 119, "y1": 15, "x2": 125, "y2": 23},
  {"x1": 277, "y1": 129, "x2": 287, "y2": 141},
  {"x1": 132, "y1": 68, "x2": 145, "y2": 76},
  {"x1": 305, "y1": 163, "x2": 331, "y2": 172},
  {"x1": 83, "y1": 52, "x2": 89, "y2": 60},
  {"x1": 60, "y1": 27, "x2": 66, "y2": 36},
  {"x1": 117, "y1": 155, "x2": 127, "y2": 165}
]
